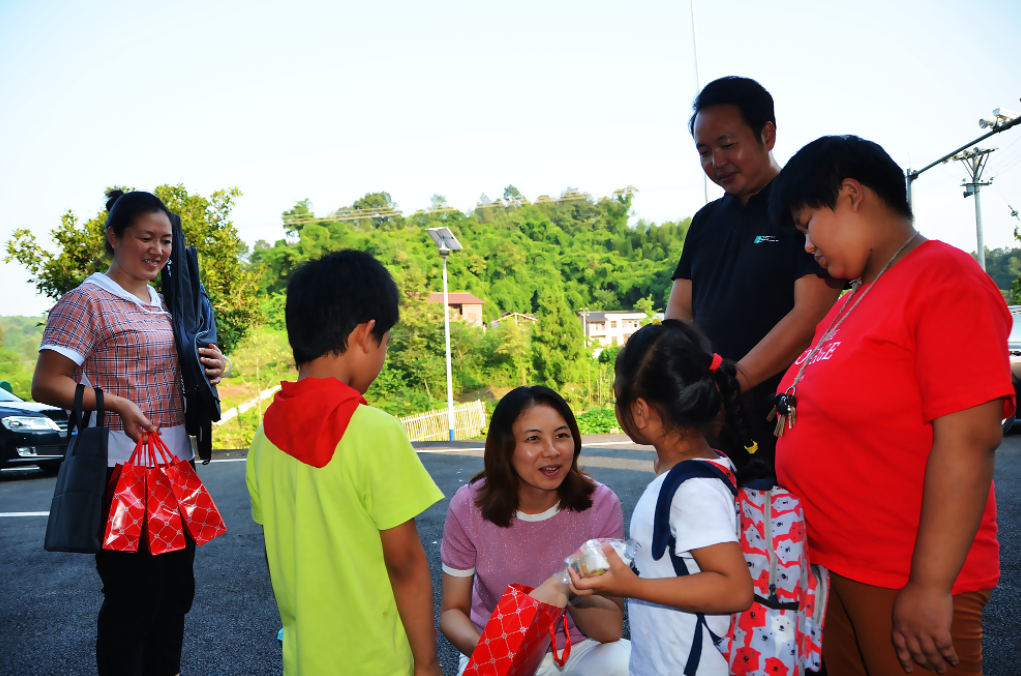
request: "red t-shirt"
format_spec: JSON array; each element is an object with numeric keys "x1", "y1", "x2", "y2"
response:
[{"x1": 776, "y1": 240, "x2": 1015, "y2": 593}]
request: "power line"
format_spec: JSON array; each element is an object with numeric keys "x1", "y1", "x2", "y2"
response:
[{"x1": 991, "y1": 158, "x2": 1021, "y2": 180}]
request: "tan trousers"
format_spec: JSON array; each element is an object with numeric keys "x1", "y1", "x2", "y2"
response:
[{"x1": 824, "y1": 572, "x2": 991, "y2": 676}]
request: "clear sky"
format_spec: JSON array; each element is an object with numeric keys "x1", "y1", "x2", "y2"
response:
[{"x1": 2, "y1": 0, "x2": 1020, "y2": 316}]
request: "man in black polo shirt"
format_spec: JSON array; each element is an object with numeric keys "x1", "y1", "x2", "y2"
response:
[{"x1": 667, "y1": 76, "x2": 843, "y2": 478}]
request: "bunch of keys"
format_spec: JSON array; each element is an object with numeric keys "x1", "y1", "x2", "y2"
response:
[{"x1": 767, "y1": 391, "x2": 798, "y2": 437}]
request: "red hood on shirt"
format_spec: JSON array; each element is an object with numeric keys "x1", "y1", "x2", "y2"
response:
[{"x1": 262, "y1": 377, "x2": 366, "y2": 468}]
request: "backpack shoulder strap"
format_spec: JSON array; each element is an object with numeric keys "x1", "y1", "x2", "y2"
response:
[
  {"x1": 652, "y1": 459, "x2": 738, "y2": 563},
  {"x1": 649, "y1": 459, "x2": 738, "y2": 676}
]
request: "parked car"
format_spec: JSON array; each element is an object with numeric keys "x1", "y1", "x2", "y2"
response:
[
  {"x1": 0, "y1": 388, "x2": 69, "y2": 472},
  {"x1": 1005, "y1": 306, "x2": 1021, "y2": 434}
]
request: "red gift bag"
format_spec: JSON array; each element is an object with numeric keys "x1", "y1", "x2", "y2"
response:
[
  {"x1": 152, "y1": 433, "x2": 227, "y2": 546},
  {"x1": 463, "y1": 584, "x2": 571, "y2": 676},
  {"x1": 102, "y1": 435, "x2": 148, "y2": 552},
  {"x1": 144, "y1": 434, "x2": 187, "y2": 555}
]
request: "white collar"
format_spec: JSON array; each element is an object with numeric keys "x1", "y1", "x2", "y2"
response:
[
  {"x1": 83, "y1": 273, "x2": 162, "y2": 307},
  {"x1": 515, "y1": 501, "x2": 561, "y2": 522}
]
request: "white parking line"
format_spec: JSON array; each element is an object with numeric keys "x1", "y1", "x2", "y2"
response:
[{"x1": 0, "y1": 512, "x2": 50, "y2": 517}]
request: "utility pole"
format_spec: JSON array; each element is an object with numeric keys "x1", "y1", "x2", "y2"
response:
[
  {"x1": 906, "y1": 104, "x2": 1020, "y2": 212},
  {"x1": 953, "y1": 148, "x2": 995, "y2": 271}
]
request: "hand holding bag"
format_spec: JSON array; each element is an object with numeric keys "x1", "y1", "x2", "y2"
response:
[
  {"x1": 103, "y1": 433, "x2": 148, "y2": 552},
  {"x1": 463, "y1": 583, "x2": 572, "y2": 676},
  {"x1": 143, "y1": 433, "x2": 187, "y2": 554},
  {"x1": 152, "y1": 432, "x2": 227, "y2": 545},
  {"x1": 44, "y1": 384, "x2": 110, "y2": 553}
]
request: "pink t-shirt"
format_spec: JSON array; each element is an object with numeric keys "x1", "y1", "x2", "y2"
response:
[{"x1": 440, "y1": 479, "x2": 624, "y2": 650}]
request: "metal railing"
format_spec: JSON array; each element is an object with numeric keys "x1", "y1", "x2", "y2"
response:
[{"x1": 399, "y1": 400, "x2": 487, "y2": 442}]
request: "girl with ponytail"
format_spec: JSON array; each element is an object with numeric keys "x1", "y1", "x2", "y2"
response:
[{"x1": 568, "y1": 319, "x2": 754, "y2": 675}]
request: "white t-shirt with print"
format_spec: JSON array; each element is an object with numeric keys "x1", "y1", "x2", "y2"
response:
[{"x1": 628, "y1": 456, "x2": 739, "y2": 676}]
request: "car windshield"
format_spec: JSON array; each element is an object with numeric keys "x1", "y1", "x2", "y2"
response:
[{"x1": 0, "y1": 389, "x2": 24, "y2": 402}]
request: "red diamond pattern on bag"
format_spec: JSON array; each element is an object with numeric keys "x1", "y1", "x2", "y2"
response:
[
  {"x1": 103, "y1": 437, "x2": 147, "y2": 552},
  {"x1": 150, "y1": 431, "x2": 227, "y2": 546},
  {"x1": 161, "y1": 449, "x2": 227, "y2": 546},
  {"x1": 463, "y1": 584, "x2": 570, "y2": 676},
  {"x1": 143, "y1": 433, "x2": 186, "y2": 555},
  {"x1": 145, "y1": 463, "x2": 186, "y2": 554}
]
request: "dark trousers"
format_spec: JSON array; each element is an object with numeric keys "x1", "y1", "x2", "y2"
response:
[{"x1": 95, "y1": 469, "x2": 196, "y2": 676}]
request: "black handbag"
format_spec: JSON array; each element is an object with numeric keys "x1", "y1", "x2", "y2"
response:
[{"x1": 43, "y1": 384, "x2": 110, "y2": 553}]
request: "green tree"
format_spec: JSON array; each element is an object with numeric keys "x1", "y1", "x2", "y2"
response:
[
  {"x1": 975, "y1": 246, "x2": 1021, "y2": 293},
  {"x1": 635, "y1": 294, "x2": 659, "y2": 326},
  {"x1": 351, "y1": 191, "x2": 404, "y2": 230},
  {"x1": 531, "y1": 286, "x2": 584, "y2": 388},
  {"x1": 494, "y1": 319, "x2": 530, "y2": 385},
  {"x1": 4, "y1": 184, "x2": 263, "y2": 355},
  {"x1": 503, "y1": 185, "x2": 526, "y2": 207}
]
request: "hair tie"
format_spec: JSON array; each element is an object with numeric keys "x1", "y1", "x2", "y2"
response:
[
  {"x1": 744, "y1": 441, "x2": 759, "y2": 455},
  {"x1": 709, "y1": 353, "x2": 723, "y2": 372}
]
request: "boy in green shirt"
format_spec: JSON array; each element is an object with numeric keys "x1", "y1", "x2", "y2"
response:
[{"x1": 246, "y1": 249, "x2": 444, "y2": 676}]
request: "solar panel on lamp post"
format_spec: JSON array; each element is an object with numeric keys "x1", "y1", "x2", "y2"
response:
[{"x1": 425, "y1": 227, "x2": 464, "y2": 442}]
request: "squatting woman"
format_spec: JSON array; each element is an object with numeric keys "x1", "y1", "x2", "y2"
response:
[{"x1": 439, "y1": 386, "x2": 631, "y2": 676}]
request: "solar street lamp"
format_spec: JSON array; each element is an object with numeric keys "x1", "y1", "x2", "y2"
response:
[{"x1": 426, "y1": 227, "x2": 463, "y2": 441}]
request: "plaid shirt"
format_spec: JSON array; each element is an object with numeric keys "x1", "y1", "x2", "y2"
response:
[{"x1": 42, "y1": 281, "x2": 185, "y2": 432}]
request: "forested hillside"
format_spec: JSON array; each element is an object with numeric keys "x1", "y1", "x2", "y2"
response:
[
  {"x1": 207, "y1": 186, "x2": 691, "y2": 447},
  {"x1": 252, "y1": 187, "x2": 690, "y2": 324},
  {"x1": 0, "y1": 316, "x2": 45, "y2": 398},
  {"x1": 2, "y1": 185, "x2": 690, "y2": 447}
]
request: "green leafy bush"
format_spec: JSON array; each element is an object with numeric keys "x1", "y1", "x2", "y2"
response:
[{"x1": 574, "y1": 407, "x2": 620, "y2": 435}]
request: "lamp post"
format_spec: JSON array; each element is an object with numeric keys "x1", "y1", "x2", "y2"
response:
[{"x1": 426, "y1": 227, "x2": 463, "y2": 441}]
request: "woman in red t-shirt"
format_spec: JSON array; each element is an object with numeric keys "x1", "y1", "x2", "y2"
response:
[{"x1": 767, "y1": 136, "x2": 1014, "y2": 676}]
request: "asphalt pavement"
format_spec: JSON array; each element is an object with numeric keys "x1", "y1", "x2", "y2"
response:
[{"x1": 1, "y1": 435, "x2": 1018, "y2": 676}]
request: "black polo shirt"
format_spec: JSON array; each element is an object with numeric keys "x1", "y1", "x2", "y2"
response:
[{"x1": 673, "y1": 179, "x2": 825, "y2": 399}]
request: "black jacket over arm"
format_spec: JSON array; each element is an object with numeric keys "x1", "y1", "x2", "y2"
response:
[{"x1": 161, "y1": 214, "x2": 221, "y2": 464}]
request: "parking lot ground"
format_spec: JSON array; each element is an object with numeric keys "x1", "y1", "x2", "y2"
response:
[{"x1": 2, "y1": 435, "x2": 1018, "y2": 676}]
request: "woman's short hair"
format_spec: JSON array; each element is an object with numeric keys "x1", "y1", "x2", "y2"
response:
[
  {"x1": 472, "y1": 386, "x2": 595, "y2": 528},
  {"x1": 768, "y1": 135, "x2": 913, "y2": 228},
  {"x1": 104, "y1": 189, "x2": 172, "y2": 256}
]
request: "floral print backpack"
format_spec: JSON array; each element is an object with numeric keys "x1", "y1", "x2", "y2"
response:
[
  {"x1": 650, "y1": 462, "x2": 828, "y2": 676},
  {"x1": 720, "y1": 482, "x2": 829, "y2": 675}
]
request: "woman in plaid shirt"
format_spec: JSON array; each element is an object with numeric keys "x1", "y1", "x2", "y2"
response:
[{"x1": 33, "y1": 189, "x2": 226, "y2": 676}]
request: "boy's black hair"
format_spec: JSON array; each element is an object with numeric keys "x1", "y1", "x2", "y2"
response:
[
  {"x1": 285, "y1": 249, "x2": 400, "y2": 365},
  {"x1": 104, "y1": 189, "x2": 172, "y2": 255},
  {"x1": 768, "y1": 135, "x2": 913, "y2": 228},
  {"x1": 687, "y1": 76, "x2": 776, "y2": 143},
  {"x1": 614, "y1": 320, "x2": 760, "y2": 480}
]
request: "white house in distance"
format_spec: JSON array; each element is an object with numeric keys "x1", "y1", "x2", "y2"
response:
[
  {"x1": 579, "y1": 310, "x2": 646, "y2": 346},
  {"x1": 427, "y1": 292, "x2": 486, "y2": 325}
]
